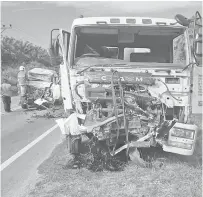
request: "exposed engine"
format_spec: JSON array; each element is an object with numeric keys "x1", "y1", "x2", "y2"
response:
[{"x1": 73, "y1": 69, "x2": 186, "y2": 156}]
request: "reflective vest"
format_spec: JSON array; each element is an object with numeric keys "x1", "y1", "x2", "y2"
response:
[{"x1": 18, "y1": 71, "x2": 27, "y2": 85}]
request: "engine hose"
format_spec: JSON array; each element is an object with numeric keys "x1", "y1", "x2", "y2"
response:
[
  {"x1": 75, "y1": 81, "x2": 84, "y2": 99},
  {"x1": 133, "y1": 85, "x2": 147, "y2": 93},
  {"x1": 157, "y1": 79, "x2": 182, "y2": 102},
  {"x1": 124, "y1": 91, "x2": 156, "y2": 101},
  {"x1": 124, "y1": 101, "x2": 150, "y2": 117},
  {"x1": 120, "y1": 83, "x2": 129, "y2": 160}
]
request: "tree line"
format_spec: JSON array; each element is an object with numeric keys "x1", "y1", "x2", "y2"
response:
[{"x1": 1, "y1": 36, "x2": 52, "y2": 68}]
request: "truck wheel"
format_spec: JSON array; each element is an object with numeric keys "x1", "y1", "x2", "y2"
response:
[
  {"x1": 21, "y1": 104, "x2": 28, "y2": 109},
  {"x1": 71, "y1": 137, "x2": 82, "y2": 154},
  {"x1": 66, "y1": 135, "x2": 81, "y2": 154}
]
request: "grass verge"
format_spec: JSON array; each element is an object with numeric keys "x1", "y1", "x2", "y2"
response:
[{"x1": 28, "y1": 138, "x2": 202, "y2": 197}]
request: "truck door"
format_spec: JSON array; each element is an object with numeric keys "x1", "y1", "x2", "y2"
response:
[
  {"x1": 50, "y1": 29, "x2": 72, "y2": 112},
  {"x1": 59, "y1": 29, "x2": 73, "y2": 111},
  {"x1": 52, "y1": 29, "x2": 72, "y2": 112},
  {"x1": 190, "y1": 12, "x2": 202, "y2": 114}
]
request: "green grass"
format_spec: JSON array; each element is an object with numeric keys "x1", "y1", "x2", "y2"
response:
[
  {"x1": 28, "y1": 135, "x2": 202, "y2": 197},
  {"x1": 27, "y1": 115, "x2": 202, "y2": 197}
]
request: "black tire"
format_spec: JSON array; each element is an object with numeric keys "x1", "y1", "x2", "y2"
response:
[
  {"x1": 21, "y1": 104, "x2": 28, "y2": 109},
  {"x1": 71, "y1": 138, "x2": 82, "y2": 154}
]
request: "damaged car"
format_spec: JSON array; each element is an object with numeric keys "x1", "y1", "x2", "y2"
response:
[{"x1": 21, "y1": 67, "x2": 60, "y2": 109}]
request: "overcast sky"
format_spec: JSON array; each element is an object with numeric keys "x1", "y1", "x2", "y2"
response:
[{"x1": 1, "y1": 1, "x2": 202, "y2": 48}]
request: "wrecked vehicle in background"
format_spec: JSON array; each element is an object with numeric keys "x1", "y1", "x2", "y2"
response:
[
  {"x1": 50, "y1": 12, "x2": 202, "y2": 165},
  {"x1": 21, "y1": 68, "x2": 60, "y2": 109}
]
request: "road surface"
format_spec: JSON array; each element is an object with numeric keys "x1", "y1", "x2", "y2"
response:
[{"x1": 1, "y1": 96, "x2": 62, "y2": 197}]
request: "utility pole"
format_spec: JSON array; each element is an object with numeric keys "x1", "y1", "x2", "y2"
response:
[{"x1": 1, "y1": 24, "x2": 12, "y2": 34}]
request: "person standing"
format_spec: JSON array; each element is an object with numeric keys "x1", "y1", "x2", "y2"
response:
[
  {"x1": 1, "y1": 78, "x2": 12, "y2": 112},
  {"x1": 50, "y1": 74, "x2": 61, "y2": 105},
  {"x1": 17, "y1": 64, "x2": 27, "y2": 105}
]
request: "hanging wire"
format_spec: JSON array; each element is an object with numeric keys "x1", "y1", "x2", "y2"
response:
[
  {"x1": 111, "y1": 70, "x2": 121, "y2": 155},
  {"x1": 111, "y1": 70, "x2": 129, "y2": 161}
]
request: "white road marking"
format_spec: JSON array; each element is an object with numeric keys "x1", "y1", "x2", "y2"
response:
[{"x1": 0, "y1": 124, "x2": 58, "y2": 171}]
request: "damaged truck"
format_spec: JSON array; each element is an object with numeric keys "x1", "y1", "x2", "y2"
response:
[{"x1": 50, "y1": 12, "x2": 202, "y2": 167}]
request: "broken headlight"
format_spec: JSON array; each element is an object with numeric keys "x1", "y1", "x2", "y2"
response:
[{"x1": 170, "y1": 128, "x2": 195, "y2": 139}]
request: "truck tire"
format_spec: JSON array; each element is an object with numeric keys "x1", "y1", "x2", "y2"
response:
[
  {"x1": 66, "y1": 135, "x2": 81, "y2": 154},
  {"x1": 21, "y1": 103, "x2": 28, "y2": 109}
]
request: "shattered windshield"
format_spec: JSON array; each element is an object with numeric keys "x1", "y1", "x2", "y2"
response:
[
  {"x1": 73, "y1": 26, "x2": 187, "y2": 66},
  {"x1": 173, "y1": 33, "x2": 187, "y2": 64}
]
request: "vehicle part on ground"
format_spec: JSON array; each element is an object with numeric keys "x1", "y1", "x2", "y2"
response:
[{"x1": 129, "y1": 148, "x2": 150, "y2": 168}]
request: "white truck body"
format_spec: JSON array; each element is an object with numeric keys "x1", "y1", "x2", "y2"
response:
[{"x1": 51, "y1": 13, "x2": 202, "y2": 157}]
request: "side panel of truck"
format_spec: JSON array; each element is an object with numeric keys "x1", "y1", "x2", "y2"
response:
[{"x1": 192, "y1": 66, "x2": 202, "y2": 113}]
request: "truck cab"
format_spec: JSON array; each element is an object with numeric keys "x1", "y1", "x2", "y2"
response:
[{"x1": 50, "y1": 12, "x2": 202, "y2": 158}]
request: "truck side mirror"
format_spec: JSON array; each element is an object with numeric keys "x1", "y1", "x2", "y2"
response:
[
  {"x1": 49, "y1": 29, "x2": 61, "y2": 66},
  {"x1": 193, "y1": 11, "x2": 202, "y2": 66},
  {"x1": 49, "y1": 29, "x2": 60, "y2": 55},
  {"x1": 175, "y1": 14, "x2": 190, "y2": 27},
  {"x1": 49, "y1": 38, "x2": 59, "y2": 56},
  {"x1": 194, "y1": 28, "x2": 202, "y2": 65},
  {"x1": 53, "y1": 38, "x2": 60, "y2": 57}
]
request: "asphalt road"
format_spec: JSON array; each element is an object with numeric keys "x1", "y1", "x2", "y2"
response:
[{"x1": 1, "y1": 97, "x2": 62, "y2": 197}]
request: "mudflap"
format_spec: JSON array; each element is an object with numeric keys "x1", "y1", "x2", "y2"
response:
[
  {"x1": 65, "y1": 135, "x2": 81, "y2": 154},
  {"x1": 129, "y1": 147, "x2": 150, "y2": 168}
]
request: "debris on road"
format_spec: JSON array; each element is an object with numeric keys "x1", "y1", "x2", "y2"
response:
[{"x1": 31, "y1": 108, "x2": 65, "y2": 119}]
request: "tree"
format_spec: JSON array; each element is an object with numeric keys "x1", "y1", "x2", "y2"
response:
[{"x1": 1, "y1": 36, "x2": 52, "y2": 66}]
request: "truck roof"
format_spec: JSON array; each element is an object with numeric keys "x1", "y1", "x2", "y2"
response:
[{"x1": 72, "y1": 17, "x2": 183, "y2": 28}]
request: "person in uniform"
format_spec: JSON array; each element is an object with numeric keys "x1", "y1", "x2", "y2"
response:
[
  {"x1": 17, "y1": 64, "x2": 27, "y2": 105},
  {"x1": 1, "y1": 78, "x2": 12, "y2": 112}
]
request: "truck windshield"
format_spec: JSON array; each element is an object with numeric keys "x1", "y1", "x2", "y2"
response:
[{"x1": 74, "y1": 26, "x2": 187, "y2": 65}]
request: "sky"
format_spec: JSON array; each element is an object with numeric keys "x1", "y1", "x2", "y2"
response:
[{"x1": 1, "y1": 1, "x2": 202, "y2": 49}]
